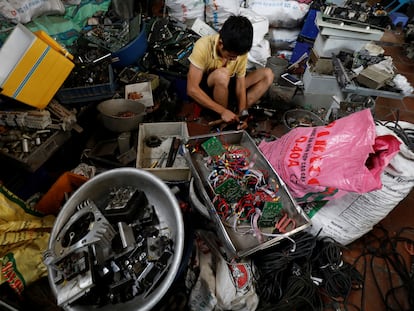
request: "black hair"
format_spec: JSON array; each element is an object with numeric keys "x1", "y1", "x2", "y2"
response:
[{"x1": 219, "y1": 15, "x2": 253, "y2": 55}]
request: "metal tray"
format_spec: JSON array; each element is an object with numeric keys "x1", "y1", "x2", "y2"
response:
[{"x1": 183, "y1": 130, "x2": 311, "y2": 258}]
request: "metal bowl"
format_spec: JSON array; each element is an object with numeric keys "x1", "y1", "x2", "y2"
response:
[
  {"x1": 97, "y1": 99, "x2": 146, "y2": 132},
  {"x1": 46, "y1": 168, "x2": 184, "y2": 311},
  {"x1": 283, "y1": 109, "x2": 325, "y2": 131}
]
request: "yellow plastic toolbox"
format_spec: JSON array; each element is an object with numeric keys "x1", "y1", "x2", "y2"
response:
[{"x1": 0, "y1": 24, "x2": 74, "y2": 109}]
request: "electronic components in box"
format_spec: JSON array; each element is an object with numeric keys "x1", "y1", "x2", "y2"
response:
[
  {"x1": 0, "y1": 127, "x2": 72, "y2": 172},
  {"x1": 0, "y1": 100, "x2": 79, "y2": 171},
  {"x1": 322, "y1": 4, "x2": 392, "y2": 30},
  {"x1": 185, "y1": 131, "x2": 311, "y2": 257},
  {"x1": 60, "y1": 58, "x2": 112, "y2": 89},
  {"x1": 44, "y1": 187, "x2": 174, "y2": 308},
  {"x1": 192, "y1": 135, "x2": 296, "y2": 243},
  {"x1": 141, "y1": 17, "x2": 199, "y2": 75}
]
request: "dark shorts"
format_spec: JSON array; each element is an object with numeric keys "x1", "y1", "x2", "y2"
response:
[{"x1": 199, "y1": 74, "x2": 238, "y2": 114}]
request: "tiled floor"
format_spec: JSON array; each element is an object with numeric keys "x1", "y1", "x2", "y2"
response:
[{"x1": 182, "y1": 29, "x2": 414, "y2": 311}]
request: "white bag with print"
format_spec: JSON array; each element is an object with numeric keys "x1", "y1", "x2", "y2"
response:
[
  {"x1": 247, "y1": 0, "x2": 310, "y2": 28},
  {"x1": 205, "y1": 0, "x2": 240, "y2": 31},
  {"x1": 0, "y1": 0, "x2": 65, "y2": 24},
  {"x1": 165, "y1": 0, "x2": 205, "y2": 23}
]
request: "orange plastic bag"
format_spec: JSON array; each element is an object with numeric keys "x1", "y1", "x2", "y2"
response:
[{"x1": 35, "y1": 172, "x2": 88, "y2": 215}]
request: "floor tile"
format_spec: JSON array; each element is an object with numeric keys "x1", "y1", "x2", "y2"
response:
[
  {"x1": 392, "y1": 108, "x2": 414, "y2": 121},
  {"x1": 375, "y1": 104, "x2": 396, "y2": 120},
  {"x1": 403, "y1": 96, "x2": 414, "y2": 111},
  {"x1": 375, "y1": 97, "x2": 405, "y2": 110}
]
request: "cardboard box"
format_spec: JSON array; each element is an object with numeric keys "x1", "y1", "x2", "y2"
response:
[
  {"x1": 356, "y1": 66, "x2": 393, "y2": 89},
  {"x1": 136, "y1": 122, "x2": 191, "y2": 181},
  {"x1": 308, "y1": 48, "x2": 333, "y2": 75},
  {"x1": 0, "y1": 24, "x2": 74, "y2": 109}
]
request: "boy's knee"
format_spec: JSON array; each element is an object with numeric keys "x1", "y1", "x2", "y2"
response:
[
  {"x1": 208, "y1": 67, "x2": 231, "y2": 87},
  {"x1": 264, "y1": 67, "x2": 274, "y2": 86}
]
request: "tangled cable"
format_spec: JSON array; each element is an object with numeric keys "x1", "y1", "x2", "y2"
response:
[
  {"x1": 376, "y1": 113, "x2": 414, "y2": 152},
  {"x1": 253, "y1": 232, "x2": 364, "y2": 311},
  {"x1": 353, "y1": 224, "x2": 414, "y2": 311}
]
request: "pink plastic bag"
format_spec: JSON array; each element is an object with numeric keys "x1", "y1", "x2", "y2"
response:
[{"x1": 259, "y1": 109, "x2": 401, "y2": 202}]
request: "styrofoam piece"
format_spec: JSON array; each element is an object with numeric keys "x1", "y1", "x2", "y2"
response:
[
  {"x1": 190, "y1": 18, "x2": 217, "y2": 37},
  {"x1": 125, "y1": 82, "x2": 154, "y2": 107}
]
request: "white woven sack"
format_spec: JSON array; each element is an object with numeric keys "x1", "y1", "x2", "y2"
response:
[
  {"x1": 247, "y1": 0, "x2": 309, "y2": 28},
  {"x1": 0, "y1": 0, "x2": 65, "y2": 24},
  {"x1": 165, "y1": 0, "x2": 205, "y2": 23},
  {"x1": 205, "y1": 0, "x2": 240, "y2": 31},
  {"x1": 268, "y1": 26, "x2": 300, "y2": 50}
]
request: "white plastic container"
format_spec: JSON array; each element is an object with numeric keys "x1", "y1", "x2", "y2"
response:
[{"x1": 136, "y1": 122, "x2": 191, "y2": 181}]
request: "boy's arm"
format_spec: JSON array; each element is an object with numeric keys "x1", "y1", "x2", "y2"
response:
[{"x1": 235, "y1": 76, "x2": 247, "y2": 114}]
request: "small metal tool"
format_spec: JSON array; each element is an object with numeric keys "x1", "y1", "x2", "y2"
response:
[
  {"x1": 166, "y1": 137, "x2": 180, "y2": 167},
  {"x1": 157, "y1": 152, "x2": 168, "y2": 168}
]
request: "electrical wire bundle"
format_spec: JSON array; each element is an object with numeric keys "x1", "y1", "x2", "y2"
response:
[
  {"x1": 253, "y1": 232, "x2": 364, "y2": 311},
  {"x1": 376, "y1": 114, "x2": 414, "y2": 153},
  {"x1": 253, "y1": 231, "x2": 318, "y2": 305},
  {"x1": 313, "y1": 237, "x2": 364, "y2": 310},
  {"x1": 203, "y1": 142, "x2": 296, "y2": 242},
  {"x1": 353, "y1": 225, "x2": 414, "y2": 311}
]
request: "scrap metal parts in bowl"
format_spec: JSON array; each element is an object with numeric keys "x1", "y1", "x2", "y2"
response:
[
  {"x1": 97, "y1": 99, "x2": 146, "y2": 132},
  {"x1": 43, "y1": 168, "x2": 184, "y2": 311},
  {"x1": 283, "y1": 109, "x2": 325, "y2": 130}
]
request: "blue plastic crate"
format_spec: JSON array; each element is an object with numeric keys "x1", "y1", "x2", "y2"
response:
[{"x1": 55, "y1": 64, "x2": 116, "y2": 104}]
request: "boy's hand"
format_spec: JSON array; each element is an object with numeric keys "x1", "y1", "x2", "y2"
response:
[
  {"x1": 237, "y1": 110, "x2": 250, "y2": 130},
  {"x1": 221, "y1": 109, "x2": 239, "y2": 123},
  {"x1": 237, "y1": 120, "x2": 249, "y2": 130}
]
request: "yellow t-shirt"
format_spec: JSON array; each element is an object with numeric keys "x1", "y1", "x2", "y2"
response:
[{"x1": 188, "y1": 34, "x2": 248, "y2": 78}]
